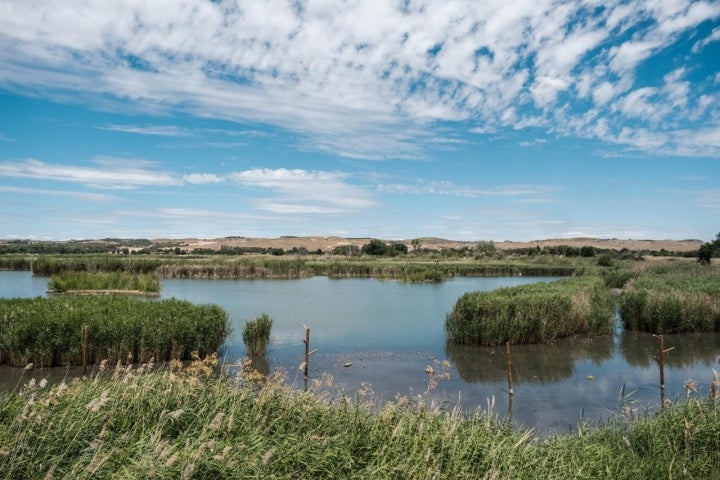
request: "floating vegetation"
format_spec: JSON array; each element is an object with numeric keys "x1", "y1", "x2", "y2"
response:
[
  {"x1": 48, "y1": 271, "x2": 160, "y2": 295},
  {"x1": 242, "y1": 313, "x2": 273, "y2": 356}
]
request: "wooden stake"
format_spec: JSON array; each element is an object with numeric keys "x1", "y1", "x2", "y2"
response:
[
  {"x1": 303, "y1": 324, "x2": 310, "y2": 384},
  {"x1": 505, "y1": 341, "x2": 514, "y2": 396},
  {"x1": 654, "y1": 334, "x2": 675, "y2": 407}
]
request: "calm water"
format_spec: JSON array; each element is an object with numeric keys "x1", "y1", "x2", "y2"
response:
[{"x1": 2, "y1": 271, "x2": 719, "y2": 435}]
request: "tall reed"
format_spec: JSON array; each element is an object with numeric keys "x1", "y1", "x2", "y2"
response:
[
  {"x1": 48, "y1": 271, "x2": 160, "y2": 293},
  {"x1": 620, "y1": 264, "x2": 720, "y2": 333},
  {"x1": 0, "y1": 296, "x2": 229, "y2": 367},
  {"x1": 446, "y1": 277, "x2": 614, "y2": 345},
  {"x1": 242, "y1": 313, "x2": 273, "y2": 356}
]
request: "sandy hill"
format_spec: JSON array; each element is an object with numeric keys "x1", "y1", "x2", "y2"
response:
[{"x1": 167, "y1": 236, "x2": 703, "y2": 253}]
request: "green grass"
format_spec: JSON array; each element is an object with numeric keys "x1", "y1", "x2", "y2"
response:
[
  {"x1": 1, "y1": 358, "x2": 718, "y2": 479},
  {"x1": 48, "y1": 271, "x2": 161, "y2": 294},
  {"x1": 620, "y1": 264, "x2": 720, "y2": 333},
  {"x1": 0, "y1": 296, "x2": 230, "y2": 367},
  {"x1": 242, "y1": 314, "x2": 273, "y2": 356},
  {"x1": 446, "y1": 277, "x2": 614, "y2": 345}
]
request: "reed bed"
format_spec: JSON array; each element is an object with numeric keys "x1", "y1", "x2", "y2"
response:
[
  {"x1": 0, "y1": 255, "x2": 33, "y2": 271},
  {"x1": 446, "y1": 277, "x2": 614, "y2": 345},
  {"x1": 0, "y1": 296, "x2": 229, "y2": 367},
  {"x1": 620, "y1": 264, "x2": 720, "y2": 333},
  {"x1": 32, "y1": 255, "x2": 161, "y2": 276},
  {"x1": 48, "y1": 271, "x2": 161, "y2": 294},
  {"x1": 1, "y1": 357, "x2": 719, "y2": 479}
]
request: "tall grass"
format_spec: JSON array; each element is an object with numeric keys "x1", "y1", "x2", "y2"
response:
[
  {"x1": 48, "y1": 271, "x2": 160, "y2": 294},
  {"x1": 32, "y1": 255, "x2": 161, "y2": 276},
  {"x1": 1, "y1": 357, "x2": 718, "y2": 479},
  {"x1": 446, "y1": 277, "x2": 614, "y2": 345},
  {"x1": 0, "y1": 296, "x2": 229, "y2": 367},
  {"x1": 0, "y1": 256, "x2": 32, "y2": 271},
  {"x1": 620, "y1": 264, "x2": 720, "y2": 333},
  {"x1": 242, "y1": 313, "x2": 273, "y2": 356}
]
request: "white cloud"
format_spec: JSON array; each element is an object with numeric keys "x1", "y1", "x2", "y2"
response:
[
  {"x1": 0, "y1": 185, "x2": 118, "y2": 202},
  {"x1": 378, "y1": 181, "x2": 557, "y2": 198},
  {"x1": 0, "y1": 158, "x2": 182, "y2": 189},
  {"x1": 0, "y1": 0, "x2": 718, "y2": 158}
]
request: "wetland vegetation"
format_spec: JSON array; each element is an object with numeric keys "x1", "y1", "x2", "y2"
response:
[
  {"x1": 0, "y1": 296, "x2": 229, "y2": 367},
  {"x1": 1, "y1": 356, "x2": 719, "y2": 479},
  {"x1": 47, "y1": 271, "x2": 161, "y2": 295},
  {"x1": 446, "y1": 277, "x2": 614, "y2": 345}
]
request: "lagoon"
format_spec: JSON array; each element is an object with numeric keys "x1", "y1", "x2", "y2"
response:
[{"x1": 1, "y1": 271, "x2": 719, "y2": 435}]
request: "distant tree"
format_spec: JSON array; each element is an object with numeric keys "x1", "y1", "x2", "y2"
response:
[
  {"x1": 388, "y1": 242, "x2": 408, "y2": 256},
  {"x1": 580, "y1": 246, "x2": 597, "y2": 257},
  {"x1": 361, "y1": 239, "x2": 388, "y2": 256},
  {"x1": 475, "y1": 241, "x2": 497, "y2": 257},
  {"x1": 411, "y1": 238, "x2": 422, "y2": 252},
  {"x1": 697, "y1": 232, "x2": 720, "y2": 265}
]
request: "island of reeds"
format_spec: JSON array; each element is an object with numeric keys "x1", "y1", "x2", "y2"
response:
[
  {"x1": 48, "y1": 271, "x2": 161, "y2": 295},
  {"x1": 446, "y1": 276, "x2": 614, "y2": 345},
  {"x1": 0, "y1": 296, "x2": 229, "y2": 367},
  {"x1": 1, "y1": 356, "x2": 719, "y2": 479}
]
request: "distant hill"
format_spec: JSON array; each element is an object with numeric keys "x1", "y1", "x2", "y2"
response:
[{"x1": 166, "y1": 236, "x2": 703, "y2": 253}]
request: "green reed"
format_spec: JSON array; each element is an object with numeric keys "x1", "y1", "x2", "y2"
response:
[
  {"x1": 1, "y1": 357, "x2": 718, "y2": 479},
  {"x1": 0, "y1": 296, "x2": 229, "y2": 367},
  {"x1": 620, "y1": 264, "x2": 720, "y2": 333},
  {"x1": 242, "y1": 314, "x2": 273, "y2": 356},
  {"x1": 446, "y1": 277, "x2": 614, "y2": 345},
  {"x1": 48, "y1": 271, "x2": 161, "y2": 293}
]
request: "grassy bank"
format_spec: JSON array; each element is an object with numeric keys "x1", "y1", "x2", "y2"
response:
[
  {"x1": 446, "y1": 277, "x2": 614, "y2": 345},
  {"x1": 0, "y1": 297, "x2": 229, "y2": 367},
  {"x1": 1, "y1": 358, "x2": 719, "y2": 479},
  {"x1": 48, "y1": 271, "x2": 161, "y2": 294},
  {"x1": 620, "y1": 264, "x2": 720, "y2": 333}
]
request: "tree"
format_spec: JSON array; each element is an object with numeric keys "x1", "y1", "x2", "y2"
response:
[
  {"x1": 411, "y1": 238, "x2": 422, "y2": 253},
  {"x1": 697, "y1": 232, "x2": 720, "y2": 265},
  {"x1": 361, "y1": 239, "x2": 388, "y2": 256},
  {"x1": 475, "y1": 241, "x2": 497, "y2": 257}
]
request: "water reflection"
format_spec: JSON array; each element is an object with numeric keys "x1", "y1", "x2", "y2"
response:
[
  {"x1": 620, "y1": 331, "x2": 720, "y2": 368},
  {"x1": 446, "y1": 335, "x2": 615, "y2": 384}
]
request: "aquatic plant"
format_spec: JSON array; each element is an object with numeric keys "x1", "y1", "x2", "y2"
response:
[
  {"x1": 47, "y1": 271, "x2": 160, "y2": 294},
  {"x1": 446, "y1": 277, "x2": 614, "y2": 345},
  {"x1": 0, "y1": 296, "x2": 229, "y2": 367},
  {"x1": 242, "y1": 313, "x2": 273, "y2": 356},
  {"x1": 620, "y1": 264, "x2": 720, "y2": 333}
]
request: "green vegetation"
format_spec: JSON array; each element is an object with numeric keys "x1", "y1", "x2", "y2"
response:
[
  {"x1": 446, "y1": 277, "x2": 614, "y2": 345},
  {"x1": 242, "y1": 314, "x2": 273, "y2": 356},
  {"x1": 32, "y1": 255, "x2": 161, "y2": 276},
  {"x1": 620, "y1": 264, "x2": 720, "y2": 333},
  {"x1": 1, "y1": 358, "x2": 719, "y2": 479},
  {"x1": 0, "y1": 296, "x2": 229, "y2": 367},
  {"x1": 697, "y1": 232, "x2": 720, "y2": 265},
  {"x1": 48, "y1": 271, "x2": 160, "y2": 294}
]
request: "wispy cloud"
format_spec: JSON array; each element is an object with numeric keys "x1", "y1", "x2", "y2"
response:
[
  {"x1": 0, "y1": 185, "x2": 118, "y2": 202},
  {"x1": 0, "y1": 158, "x2": 182, "y2": 189},
  {"x1": 98, "y1": 124, "x2": 191, "y2": 137},
  {"x1": 0, "y1": 1, "x2": 717, "y2": 158},
  {"x1": 377, "y1": 181, "x2": 558, "y2": 198}
]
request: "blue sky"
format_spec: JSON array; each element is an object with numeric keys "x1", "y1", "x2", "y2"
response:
[{"x1": 0, "y1": 1, "x2": 719, "y2": 242}]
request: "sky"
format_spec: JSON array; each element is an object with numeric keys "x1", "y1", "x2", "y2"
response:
[{"x1": 0, "y1": 1, "x2": 719, "y2": 242}]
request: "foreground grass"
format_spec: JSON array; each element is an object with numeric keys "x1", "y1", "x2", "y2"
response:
[
  {"x1": 446, "y1": 277, "x2": 614, "y2": 345},
  {"x1": 1, "y1": 357, "x2": 719, "y2": 479},
  {"x1": 620, "y1": 264, "x2": 720, "y2": 333}
]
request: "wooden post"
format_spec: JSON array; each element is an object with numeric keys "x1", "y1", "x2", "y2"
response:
[
  {"x1": 303, "y1": 324, "x2": 310, "y2": 383},
  {"x1": 505, "y1": 341, "x2": 514, "y2": 396},
  {"x1": 654, "y1": 334, "x2": 674, "y2": 407},
  {"x1": 82, "y1": 325, "x2": 89, "y2": 375}
]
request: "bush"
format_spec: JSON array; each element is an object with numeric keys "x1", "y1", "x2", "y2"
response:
[{"x1": 242, "y1": 313, "x2": 273, "y2": 356}]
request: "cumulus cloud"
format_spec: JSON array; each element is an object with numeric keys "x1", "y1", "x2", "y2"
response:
[{"x1": 0, "y1": 0, "x2": 719, "y2": 157}]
